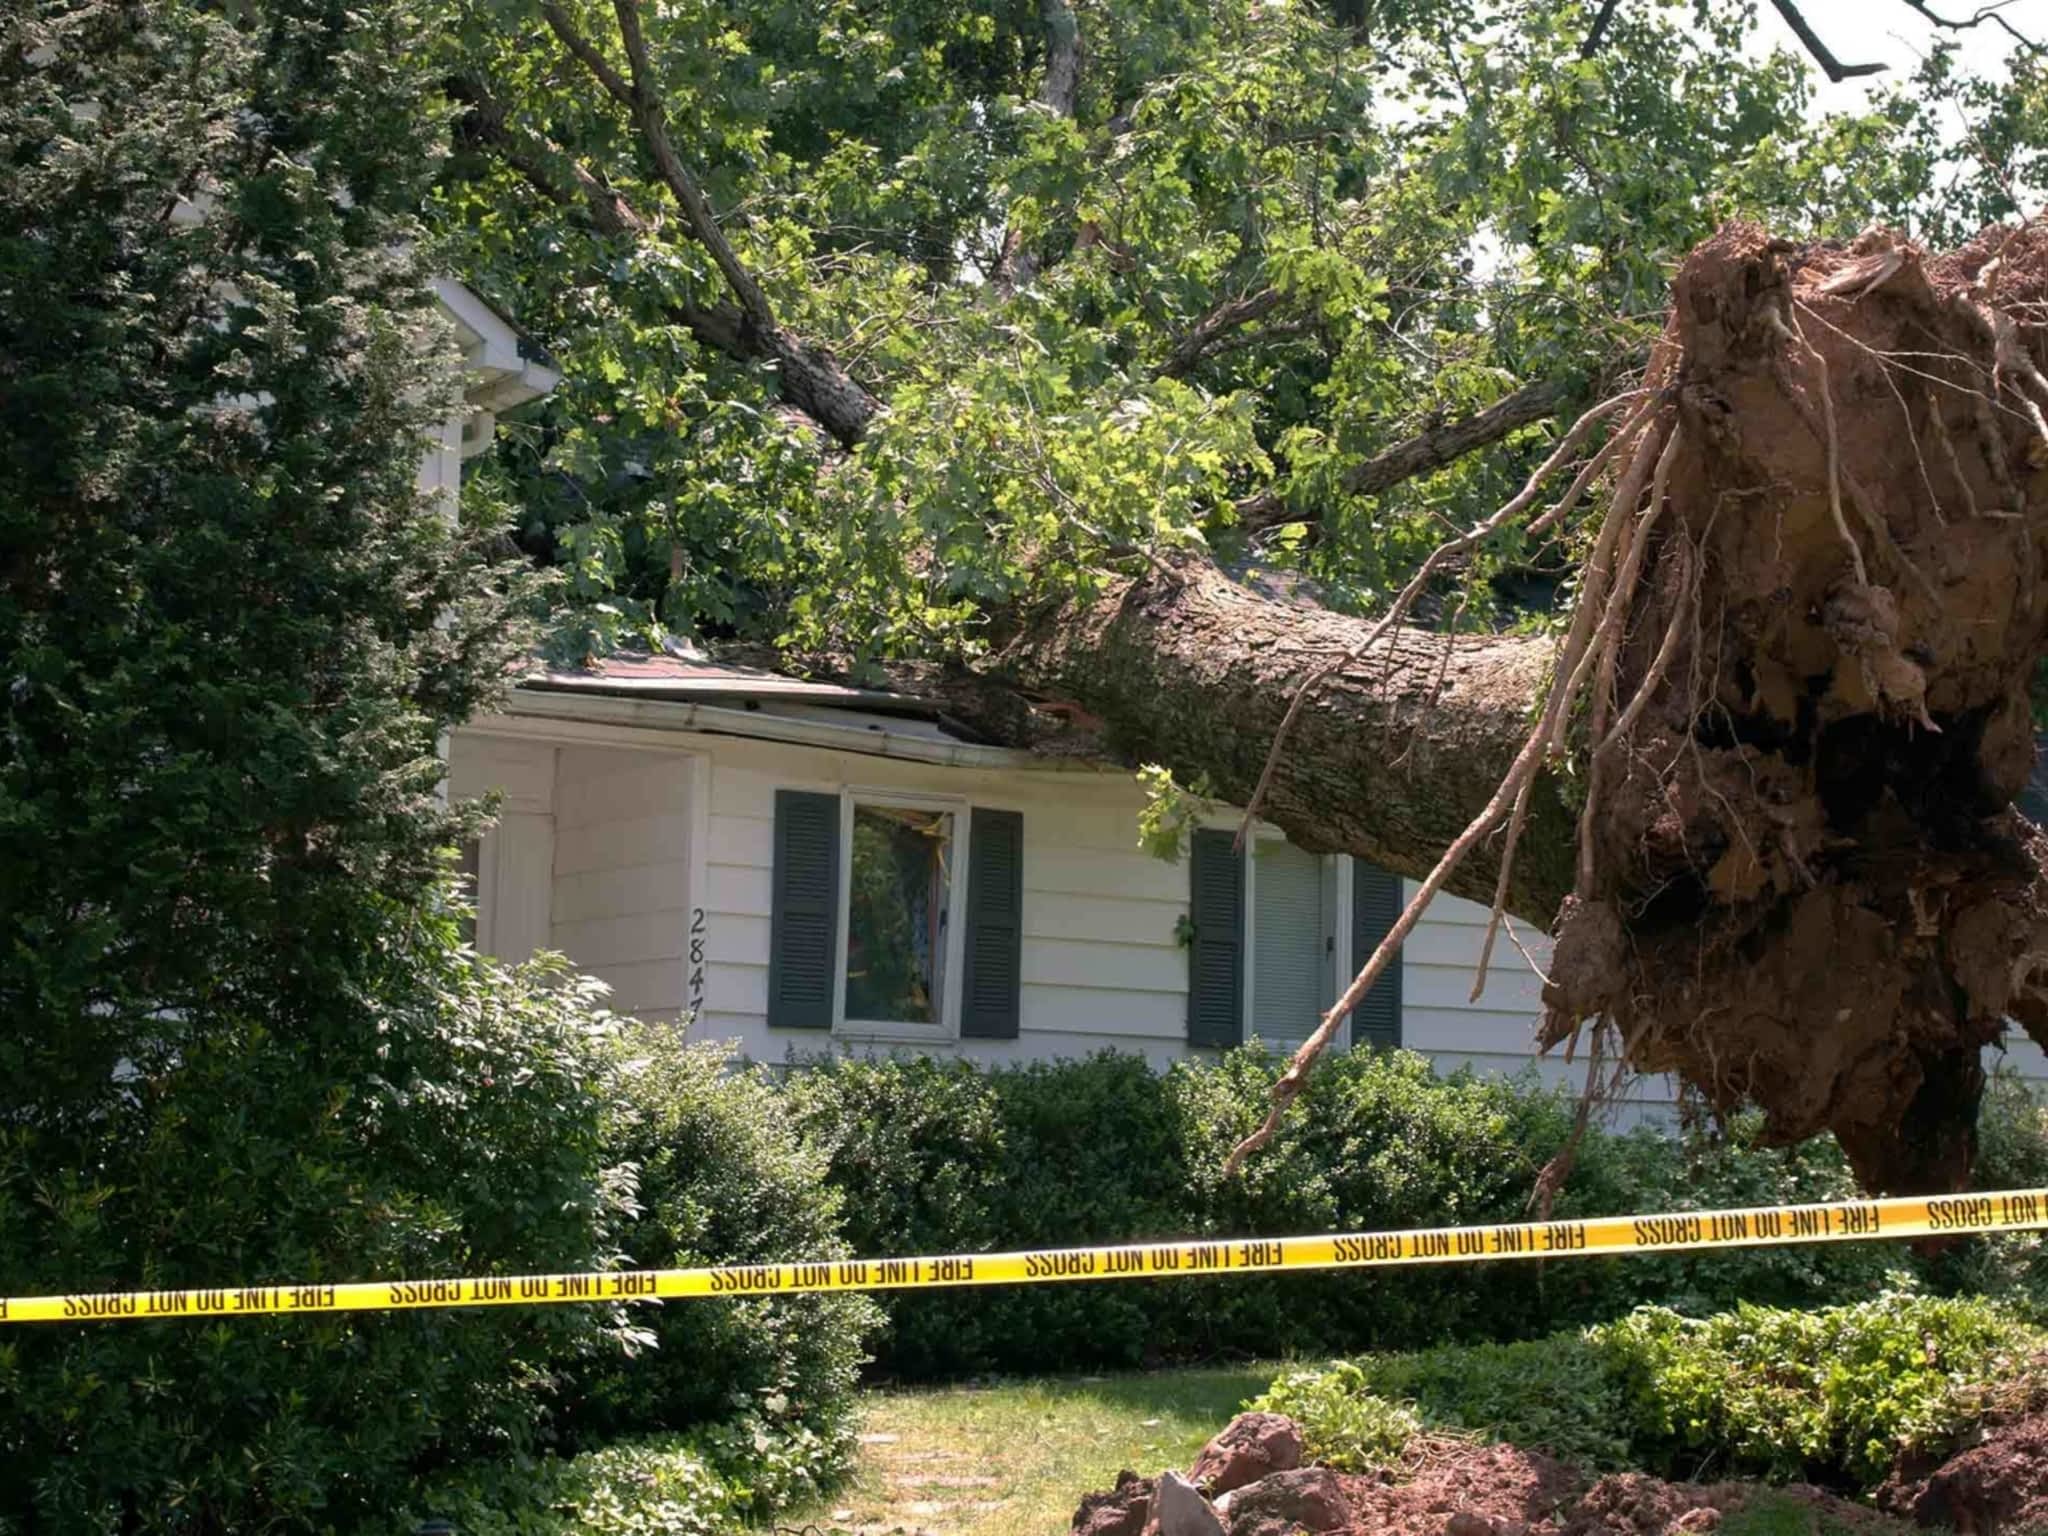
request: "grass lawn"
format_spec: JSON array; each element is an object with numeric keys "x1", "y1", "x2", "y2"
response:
[{"x1": 795, "y1": 1363, "x2": 1283, "y2": 1536}]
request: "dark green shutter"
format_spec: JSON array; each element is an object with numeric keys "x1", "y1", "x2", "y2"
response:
[
  {"x1": 961, "y1": 808, "x2": 1024, "y2": 1038},
  {"x1": 768, "y1": 790, "x2": 839, "y2": 1029},
  {"x1": 1187, "y1": 829, "x2": 1244, "y2": 1048},
  {"x1": 1350, "y1": 860, "x2": 1404, "y2": 1049}
]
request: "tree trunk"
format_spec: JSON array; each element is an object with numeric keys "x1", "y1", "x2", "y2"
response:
[
  {"x1": 996, "y1": 221, "x2": 2048, "y2": 1195},
  {"x1": 997, "y1": 561, "x2": 1579, "y2": 923}
]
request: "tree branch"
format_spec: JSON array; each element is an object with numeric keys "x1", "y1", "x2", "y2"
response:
[
  {"x1": 1153, "y1": 286, "x2": 1285, "y2": 380},
  {"x1": 604, "y1": 0, "x2": 775, "y2": 333},
  {"x1": 538, "y1": 0, "x2": 633, "y2": 106},
  {"x1": 505, "y1": 0, "x2": 878, "y2": 443},
  {"x1": 1765, "y1": 0, "x2": 1888, "y2": 82},
  {"x1": 1236, "y1": 375, "x2": 1575, "y2": 530},
  {"x1": 453, "y1": 77, "x2": 760, "y2": 350},
  {"x1": 1579, "y1": 0, "x2": 1623, "y2": 57},
  {"x1": 450, "y1": 75, "x2": 645, "y2": 238},
  {"x1": 1896, "y1": 0, "x2": 2044, "y2": 55},
  {"x1": 993, "y1": 0, "x2": 1083, "y2": 293}
]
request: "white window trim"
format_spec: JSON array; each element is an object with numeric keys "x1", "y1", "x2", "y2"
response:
[
  {"x1": 832, "y1": 788, "x2": 971, "y2": 1043},
  {"x1": 1235, "y1": 824, "x2": 1349, "y2": 1052}
]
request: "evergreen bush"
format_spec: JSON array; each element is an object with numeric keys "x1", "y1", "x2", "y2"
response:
[{"x1": 573, "y1": 1031, "x2": 881, "y2": 1479}]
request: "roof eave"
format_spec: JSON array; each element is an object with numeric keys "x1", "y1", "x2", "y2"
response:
[{"x1": 498, "y1": 684, "x2": 1100, "y2": 772}]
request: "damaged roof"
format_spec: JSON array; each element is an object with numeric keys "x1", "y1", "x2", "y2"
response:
[
  {"x1": 514, "y1": 652, "x2": 1000, "y2": 747},
  {"x1": 522, "y1": 653, "x2": 947, "y2": 715}
]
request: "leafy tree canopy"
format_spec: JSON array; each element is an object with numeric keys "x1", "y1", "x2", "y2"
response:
[{"x1": 437, "y1": 0, "x2": 2045, "y2": 669}]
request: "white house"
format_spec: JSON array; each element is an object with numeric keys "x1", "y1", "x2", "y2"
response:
[
  {"x1": 431, "y1": 285, "x2": 2048, "y2": 1115},
  {"x1": 446, "y1": 661, "x2": 1678, "y2": 1108}
]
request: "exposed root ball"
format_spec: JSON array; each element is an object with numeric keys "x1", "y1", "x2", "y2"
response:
[{"x1": 1544, "y1": 219, "x2": 2048, "y2": 1190}]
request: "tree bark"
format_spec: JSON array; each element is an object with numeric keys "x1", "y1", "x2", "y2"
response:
[{"x1": 995, "y1": 559, "x2": 1579, "y2": 922}]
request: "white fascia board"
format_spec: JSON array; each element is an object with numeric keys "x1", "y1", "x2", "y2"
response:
[
  {"x1": 431, "y1": 277, "x2": 519, "y2": 372},
  {"x1": 498, "y1": 684, "x2": 1096, "y2": 773},
  {"x1": 429, "y1": 278, "x2": 561, "y2": 412},
  {"x1": 467, "y1": 363, "x2": 564, "y2": 415}
]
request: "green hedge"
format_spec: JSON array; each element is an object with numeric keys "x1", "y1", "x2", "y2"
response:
[
  {"x1": 398, "y1": 1030, "x2": 878, "y2": 1535},
  {"x1": 414, "y1": 1412, "x2": 848, "y2": 1536},
  {"x1": 784, "y1": 1047, "x2": 2024, "y2": 1379},
  {"x1": 0, "y1": 939, "x2": 636, "y2": 1532}
]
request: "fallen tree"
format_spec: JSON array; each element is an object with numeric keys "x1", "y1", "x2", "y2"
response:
[
  {"x1": 452, "y1": 0, "x2": 2048, "y2": 1192},
  {"x1": 999, "y1": 220, "x2": 2048, "y2": 1194}
]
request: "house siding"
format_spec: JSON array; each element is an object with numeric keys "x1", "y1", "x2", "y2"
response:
[
  {"x1": 1403, "y1": 884, "x2": 1681, "y2": 1121},
  {"x1": 447, "y1": 734, "x2": 692, "y2": 1020},
  {"x1": 549, "y1": 747, "x2": 692, "y2": 1015}
]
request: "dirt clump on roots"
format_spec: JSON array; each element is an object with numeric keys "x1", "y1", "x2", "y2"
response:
[{"x1": 1530, "y1": 218, "x2": 2048, "y2": 1192}]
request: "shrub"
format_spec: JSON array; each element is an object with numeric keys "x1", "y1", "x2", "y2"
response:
[
  {"x1": 0, "y1": 939, "x2": 635, "y2": 1531},
  {"x1": 785, "y1": 1052, "x2": 1186, "y2": 1376},
  {"x1": 417, "y1": 1438, "x2": 742, "y2": 1536},
  {"x1": 571, "y1": 1030, "x2": 880, "y2": 1479},
  {"x1": 1918, "y1": 1068, "x2": 2048, "y2": 1315},
  {"x1": 1262, "y1": 1294, "x2": 2041, "y2": 1492},
  {"x1": 1250, "y1": 1362, "x2": 1421, "y2": 1471},
  {"x1": 415, "y1": 1388, "x2": 855, "y2": 1535},
  {"x1": 1569, "y1": 1109, "x2": 1901, "y2": 1320},
  {"x1": 782, "y1": 1047, "x2": 1928, "y2": 1377},
  {"x1": 0, "y1": 0, "x2": 642, "y2": 1524},
  {"x1": 1163, "y1": 1045, "x2": 1720, "y2": 1358},
  {"x1": 1350, "y1": 1333, "x2": 1641, "y2": 1468},
  {"x1": 1600, "y1": 1293, "x2": 2037, "y2": 1486}
]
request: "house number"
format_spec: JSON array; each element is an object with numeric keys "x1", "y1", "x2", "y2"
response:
[{"x1": 688, "y1": 907, "x2": 707, "y2": 1014}]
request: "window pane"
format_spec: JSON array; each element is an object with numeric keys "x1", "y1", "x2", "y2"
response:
[
  {"x1": 845, "y1": 804, "x2": 953, "y2": 1024},
  {"x1": 1252, "y1": 839, "x2": 1324, "y2": 1049}
]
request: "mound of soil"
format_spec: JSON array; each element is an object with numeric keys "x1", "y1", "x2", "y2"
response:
[
  {"x1": 1071, "y1": 1417, "x2": 1901, "y2": 1536},
  {"x1": 1074, "y1": 1416, "x2": 2048, "y2": 1536},
  {"x1": 1878, "y1": 1412, "x2": 2048, "y2": 1533},
  {"x1": 1561, "y1": 1472, "x2": 1897, "y2": 1535},
  {"x1": 1334, "y1": 1441, "x2": 1580, "y2": 1533},
  {"x1": 1339, "y1": 1453, "x2": 1887, "y2": 1536}
]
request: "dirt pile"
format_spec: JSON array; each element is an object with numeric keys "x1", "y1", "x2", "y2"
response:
[
  {"x1": 1071, "y1": 1414, "x2": 1904, "y2": 1536},
  {"x1": 1879, "y1": 1412, "x2": 2048, "y2": 1533},
  {"x1": 1192, "y1": 1412, "x2": 1307, "y2": 1495},
  {"x1": 1335, "y1": 1441, "x2": 1580, "y2": 1534},
  {"x1": 1532, "y1": 219, "x2": 2048, "y2": 1191}
]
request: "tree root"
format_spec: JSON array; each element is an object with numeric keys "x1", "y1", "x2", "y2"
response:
[{"x1": 1227, "y1": 217, "x2": 2048, "y2": 1194}]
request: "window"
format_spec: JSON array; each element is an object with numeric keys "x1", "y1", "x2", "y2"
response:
[
  {"x1": 768, "y1": 790, "x2": 1023, "y2": 1040},
  {"x1": 1250, "y1": 837, "x2": 1328, "y2": 1050},
  {"x1": 1187, "y1": 830, "x2": 1402, "y2": 1051},
  {"x1": 844, "y1": 803, "x2": 955, "y2": 1027}
]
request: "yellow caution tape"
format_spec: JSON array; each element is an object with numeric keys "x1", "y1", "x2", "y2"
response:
[{"x1": 7, "y1": 1188, "x2": 2047, "y2": 1325}]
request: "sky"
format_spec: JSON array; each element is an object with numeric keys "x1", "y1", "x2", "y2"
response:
[{"x1": 1750, "y1": 0, "x2": 2041, "y2": 117}]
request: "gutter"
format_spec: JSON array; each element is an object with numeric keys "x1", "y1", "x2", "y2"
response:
[{"x1": 500, "y1": 684, "x2": 1097, "y2": 773}]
